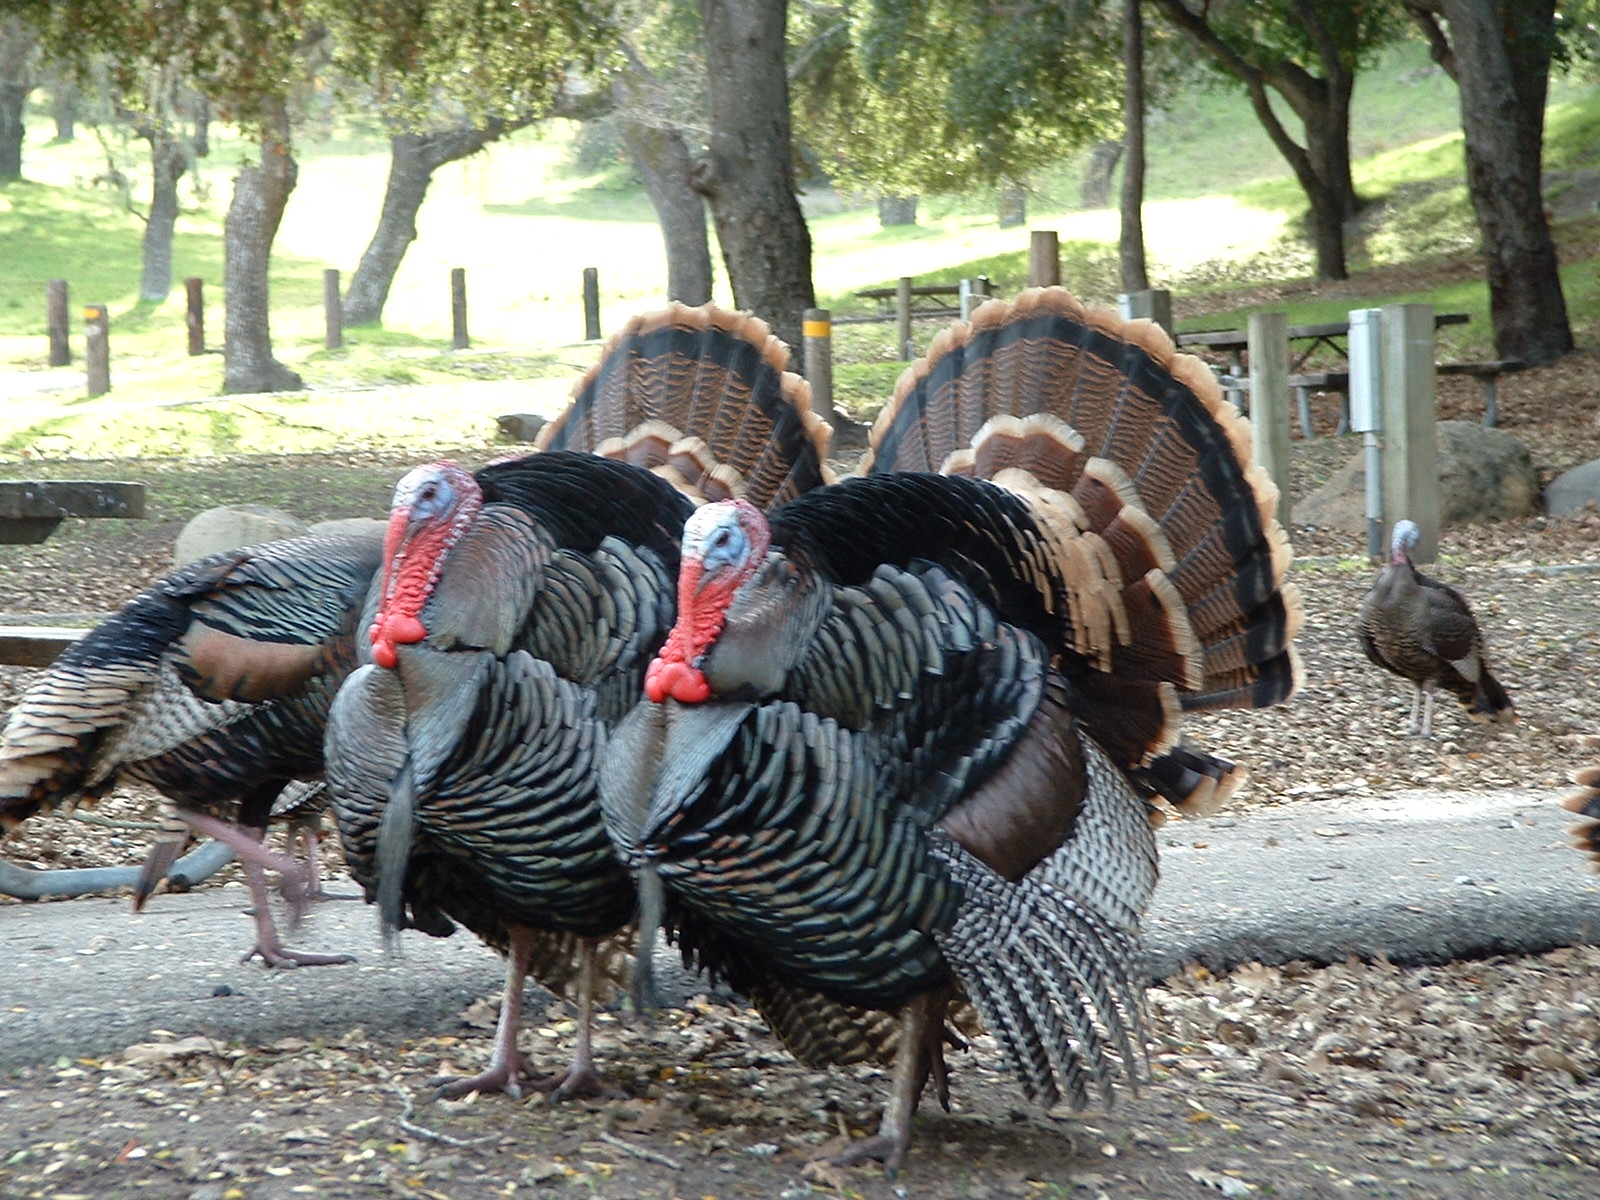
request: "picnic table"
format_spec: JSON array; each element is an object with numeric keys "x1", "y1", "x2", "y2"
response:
[
  {"x1": 1173, "y1": 313, "x2": 1520, "y2": 435},
  {"x1": 0, "y1": 479, "x2": 146, "y2": 665}
]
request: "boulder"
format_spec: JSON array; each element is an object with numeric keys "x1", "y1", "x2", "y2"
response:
[
  {"x1": 174, "y1": 505, "x2": 308, "y2": 566},
  {"x1": 308, "y1": 517, "x2": 388, "y2": 540},
  {"x1": 496, "y1": 413, "x2": 547, "y2": 443},
  {"x1": 1545, "y1": 459, "x2": 1600, "y2": 516},
  {"x1": 1295, "y1": 420, "x2": 1538, "y2": 534}
]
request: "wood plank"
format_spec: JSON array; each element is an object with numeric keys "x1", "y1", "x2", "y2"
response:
[
  {"x1": 0, "y1": 480, "x2": 146, "y2": 520},
  {"x1": 0, "y1": 626, "x2": 87, "y2": 668}
]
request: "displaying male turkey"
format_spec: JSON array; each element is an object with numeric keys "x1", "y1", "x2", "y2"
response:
[
  {"x1": 0, "y1": 527, "x2": 386, "y2": 967},
  {"x1": 1357, "y1": 519, "x2": 1514, "y2": 737},
  {"x1": 600, "y1": 287, "x2": 1302, "y2": 1172},
  {"x1": 324, "y1": 302, "x2": 832, "y2": 1100}
]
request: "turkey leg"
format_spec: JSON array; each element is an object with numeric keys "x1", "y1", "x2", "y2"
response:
[
  {"x1": 431, "y1": 924, "x2": 541, "y2": 1099},
  {"x1": 181, "y1": 813, "x2": 354, "y2": 966},
  {"x1": 821, "y1": 990, "x2": 946, "y2": 1178},
  {"x1": 543, "y1": 937, "x2": 614, "y2": 1101}
]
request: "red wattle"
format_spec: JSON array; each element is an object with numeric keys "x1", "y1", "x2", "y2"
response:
[
  {"x1": 368, "y1": 612, "x2": 428, "y2": 671},
  {"x1": 645, "y1": 657, "x2": 711, "y2": 704}
]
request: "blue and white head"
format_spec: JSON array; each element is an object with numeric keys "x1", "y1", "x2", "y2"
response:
[{"x1": 1390, "y1": 519, "x2": 1420, "y2": 564}]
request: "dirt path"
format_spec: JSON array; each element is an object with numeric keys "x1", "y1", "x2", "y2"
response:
[{"x1": 3, "y1": 790, "x2": 1597, "y2": 1199}]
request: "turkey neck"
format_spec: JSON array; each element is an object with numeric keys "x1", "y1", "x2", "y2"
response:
[{"x1": 700, "y1": 555, "x2": 832, "y2": 700}]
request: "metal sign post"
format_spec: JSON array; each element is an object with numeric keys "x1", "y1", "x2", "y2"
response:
[{"x1": 1347, "y1": 308, "x2": 1383, "y2": 561}]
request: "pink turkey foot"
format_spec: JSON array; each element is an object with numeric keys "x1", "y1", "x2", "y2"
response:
[
  {"x1": 241, "y1": 940, "x2": 358, "y2": 969},
  {"x1": 428, "y1": 1056, "x2": 547, "y2": 1101},
  {"x1": 237, "y1": 857, "x2": 355, "y2": 969}
]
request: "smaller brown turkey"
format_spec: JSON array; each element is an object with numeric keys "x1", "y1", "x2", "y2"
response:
[{"x1": 1357, "y1": 519, "x2": 1514, "y2": 737}]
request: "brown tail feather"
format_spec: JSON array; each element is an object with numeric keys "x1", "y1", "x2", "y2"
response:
[
  {"x1": 538, "y1": 302, "x2": 833, "y2": 511},
  {"x1": 866, "y1": 287, "x2": 1300, "y2": 768}
]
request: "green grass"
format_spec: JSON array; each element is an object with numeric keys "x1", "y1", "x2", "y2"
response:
[{"x1": 1, "y1": 53, "x2": 1596, "y2": 459}]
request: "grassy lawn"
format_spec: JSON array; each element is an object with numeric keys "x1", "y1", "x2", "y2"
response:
[{"x1": 0, "y1": 43, "x2": 1596, "y2": 460}]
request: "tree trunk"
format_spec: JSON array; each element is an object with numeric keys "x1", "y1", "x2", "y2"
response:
[
  {"x1": 223, "y1": 98, "x2": 301, "y2": 394},
  {"x1": 1119, "y1": 0, "x2": 1149, "y2": 292},
  {"x1": 997, "y1": 181, "x2": 1027, "y2": 229},
  {"x1": 51, "y1": 78, "x2": 76, "y2": 141},
  {"x1": 1415, "y1": 0, "x2": 1572, "y2": 365},
  {"x1": 1151, "y1": 0, "x2": 1356, "y2": 280},
  {"x1": 342, "y1": 122, "x2": 516, "y2": 327},
  {"x1": 1081, "y1": 140, "x2": 1123, "y2": 209},
  {"x1": 613, "y1": 48, "x2": 712, "y2": 306},
  {"x1": 140, "y1": 134, "x2": 186, "y2": 302},
  {"x1": 877, "y1": 195, "x2": 918, "y2": 227},
  {"x1": 693, "y1": 0, "x2": 815, "y2": 351},
  {"x1": 0, "y1": 18, "x2": 36, "y2": 182}
]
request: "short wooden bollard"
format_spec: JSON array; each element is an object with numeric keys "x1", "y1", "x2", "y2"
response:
[
  {"x1": 1028, "y1": 230, "x2": 1061, "y2": 288},
  {"x1": 185, "y1": 277, "x2": 204, "y2": 355},
  {"x1": 47, "y1": 279, "x2": 70, "y2": 366},
  {"x1": 451, "y1": 267, "x2": 469, "y2": 350},
  {"x1": 1247, "y1": 311, "x2": 1291, "y2": 530},
  {"x1": 582, "y1": 267, "x2": 601, "y2": 341},
  {"x1": 896, "y1": 276, "x2": 914, "y2": 361},
  {"x1": 803, "y1": 308, "x2": 833, "y2": 424},
  {"x1": 83, "y1": 304, "x2": 109, "y2": 397},
  {"x1": 323, "y1": 269, "x2": 343, "y2": 350}
]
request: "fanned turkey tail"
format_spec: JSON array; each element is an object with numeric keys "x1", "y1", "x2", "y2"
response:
[
  {"x1": 864, "y1": 289, "x2": 1300, "y2": 1113},
  {"x1": 537, "y1": 301, "x2": 834, "y2": 511},
  {"x1": 864, "y1": 286, "x2": 1302, "y2": 785}
]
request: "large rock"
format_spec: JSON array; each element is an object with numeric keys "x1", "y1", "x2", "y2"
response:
[
  {"x1": 1545, "y1": 459, "x2": 1600, "y2": 516},
  {"x1": 1296, "y1": 420, "x2": 1538, "y2": 534},
  {"x1": 174, "y1": 505, "x2": 309, "y2": 566}
]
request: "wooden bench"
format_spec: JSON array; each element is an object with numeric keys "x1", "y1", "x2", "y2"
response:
[
  {"x1": 0, "y1": 625, "x2": 89, "y2": 667},
  {"x1": 1437, "y1": 359, "x2": 1524, "y2": 427},
  {"x1": 1281, "y1": 361, "x2": 1524, "y2": 440},
  {"x1": 0, "y1": 480, "x2": 146, "y2": 544}
]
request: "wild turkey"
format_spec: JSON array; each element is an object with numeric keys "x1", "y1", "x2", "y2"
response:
[
  {"x1": 0, "y1": 528, "x2": 386, "y2": 966},
  {"x1": 1357, "y1": 519, "x2": 1514, "y2": 737},
  {"x1": 323, "y1": 302, "x2": 832, "y2": 1100},
  {"x1": 600, "y1": 287, "x2": 1302, "y2": 1172}
]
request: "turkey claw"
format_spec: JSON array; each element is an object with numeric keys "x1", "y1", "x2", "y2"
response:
[
  {"x1": 428, "y1": 1060, "x2": 545, "y2": 1101},
  {"x1": 241, "y1": 944, "x2": 357, "y2": 969},
  {"x1": 820, "y1": 1132, "x2": 911, "y2": 1178},
  {"x1": 540, "y1": 1065, "x2": 613, "y2": 1104}
]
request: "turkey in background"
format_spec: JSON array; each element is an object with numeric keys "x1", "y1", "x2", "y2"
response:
[
  {"x1": 601, "y1": 287, "x2": 1303, "y2": 1174},
  {"x1": 1358, "y1": 518, "x2": 1515, "y2": 738},
  {"x1": 0, "y1": 526, "x2": 386, "y2": 967},
  {"x1": 324, "y1": 303, "x2": 834, "y2": 1101}
]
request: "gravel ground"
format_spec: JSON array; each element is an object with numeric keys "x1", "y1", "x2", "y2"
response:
[{"x1": 4, "y1": 358, "x2": 1600, "y2": 1197}]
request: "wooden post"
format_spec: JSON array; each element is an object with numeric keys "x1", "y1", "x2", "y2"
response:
[
  {"x1": 323, "y1": 269, "x2": 343, "y2": 350},
  {"x1": 185, "y1": 277, "x2": 205, "y2": 355},
  {"x1": 1118, "y1": 288, "x2": 1173, "y2": 337},
  {"x1": 1379, "y1": 303, "x2": 1439, "y2": 563},
  {"x1": 46, "y1": 279, "x2": 70, "y2": 366},
  {"x1": 83, "y1": 304, "x2": 110, "y2": 397},
  {"x1": 896, "y1": 276, "x2": 914, "y2": 361},
  {"x1": 803, "y1": 308, "x2": 833, "y2": 425},
  {"x1": 1028, "y1": 230, "x2": 1060, "y2": 288},
  {"x1": 450, "y1": 267, "x2": 469, "y2": 350},
  {"x1": 582, "y1": 267, "x2": 601, "y2": 341},
  {"x1": 1247, "y1": 311, "x2": 1291, "y2": 530}
]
